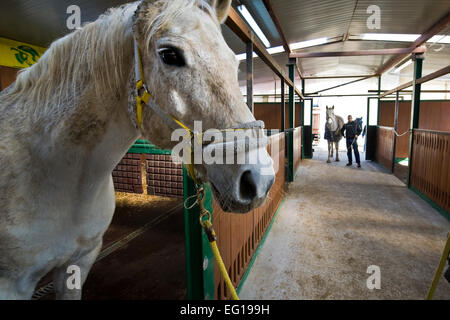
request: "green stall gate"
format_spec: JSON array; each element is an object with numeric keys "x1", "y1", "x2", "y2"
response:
[{"x1": 114, "y1": 130, "x2": 300, "y2": 299}]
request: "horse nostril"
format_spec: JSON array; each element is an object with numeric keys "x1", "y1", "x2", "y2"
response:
[{"x1": 239, "y1": 170, "x2": 257, "y2": 202}]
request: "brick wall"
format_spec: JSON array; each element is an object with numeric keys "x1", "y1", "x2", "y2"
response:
[
  {"x1": 112, "y1": 153, "x2": 143, "y2": 194},
  {"x1": 146, "y1": 154, "x2": 183, "y2": 198}
]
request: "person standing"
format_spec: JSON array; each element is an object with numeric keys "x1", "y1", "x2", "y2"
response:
[{"x1": 341, "y1": 115, "x2": 362, "y2": 167}]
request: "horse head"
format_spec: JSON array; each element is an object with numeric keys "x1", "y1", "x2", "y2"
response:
[
  {"x1": 132, "y1": 0, "x2": 274, "y2": 213},
  {"x1": 326, "y1": 105, "x2": 338, "y2": 131}
]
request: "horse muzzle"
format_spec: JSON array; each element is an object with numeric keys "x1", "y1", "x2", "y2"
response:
[{"x1": 204, "y1": 141, "x2": 275, "y2": 213}]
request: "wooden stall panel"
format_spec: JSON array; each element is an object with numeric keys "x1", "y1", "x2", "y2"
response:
[
  {"x1": 112, "y1": 153, "x2": 143, "y2": 193},
  {"x1": 376, "y1": 127, "x2": 395, "y2": 172},
  {"x1": 379, "y1": 101, "x2": 411, "y2": 158},
  {"x1": 213, "y1": 133, "x2": 285, "y2": 299},
  {"x1": 254, "y1": 103, "x2": 302, "y2": 130},
  {"x1": 419, "y1": 101, "x2": 450, "y2": 132},
  {"x1": 410, "y1": 130, "x2": 450, "y2": 213}
]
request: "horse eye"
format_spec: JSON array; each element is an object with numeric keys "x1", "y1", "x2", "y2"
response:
[{"x1": 158, "y1": 47, "x2": 185, "y2": 67}]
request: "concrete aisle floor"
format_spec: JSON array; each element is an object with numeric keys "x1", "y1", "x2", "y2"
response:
[{"x1": 239, "y1": 144, "x2": 450, "y2": 300}]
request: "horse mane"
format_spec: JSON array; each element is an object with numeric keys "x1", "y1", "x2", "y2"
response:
[
  {"x1": 0, "y1": 3, "x2": 140, "y2": 125},
  {"x1": 0, "y1": 0, "x2": 219, "y2": 127}
]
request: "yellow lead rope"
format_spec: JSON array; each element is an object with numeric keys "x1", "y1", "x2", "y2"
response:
[
  {"x1": 196, "y1": 187, "x2": 239, "y2": 300},
  {"x1": 426, "y1": 232, "x2": 450, "y2": 300},
  {"x1": 206, "y1": 222, "x2": 240, "y2": 300},
  {"x1": 135, "y1": 40, "x2": 241, "y2": 300}
]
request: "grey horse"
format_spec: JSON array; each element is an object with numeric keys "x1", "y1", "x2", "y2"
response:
[{"x1": 324, "y1": 105, "x2": 344, "y2": 163}]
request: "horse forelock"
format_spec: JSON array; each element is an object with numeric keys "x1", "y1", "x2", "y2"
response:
[{"x1": 136, "y1": 0, "x2": 219, "y2": 52}]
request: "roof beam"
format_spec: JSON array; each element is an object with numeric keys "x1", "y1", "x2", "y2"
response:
[
  {"x1": 261, "y1": 0, "x2": 290, "y2": 55},
  {"x1": 306, "y1": 76, "x2": 375, "y2": 95},
  {"x1": 226, "y1": 7, "x2": 304, "y2": 99},
  {"x1": 303, "y1": 74, "x2": 376, "y2": 79},
  {"x1": 416, "y1": 65, "x2": 450, "y2": 85},
  {"x1": 379, "y1": 65, "x2": 450, "y2": 98},
  {"x1": 261, "y1": 0, "x2": 306, "y2": 80},
  {"x1": 289, "y1": 46, "x2": 426, "y2": 59},
  {"x1": 379, "y1": 81, "x2": 413, "y2": 99},
  {"x1": 376, "y1": 11, "x2": 450, "y2": 75}
]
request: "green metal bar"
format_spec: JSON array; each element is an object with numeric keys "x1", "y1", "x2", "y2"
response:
[
  {"x1": 287, "y1": 61, "x2": 295, "y2": 182},
  {"x1": 200, "y1": 184, "x2": 215, "y2": 300},
  {"x1": 301, "y1": 78, "x2": 305, "y2": 159},
  {"x1": 377, "y1": 76, "x2": 381, "y2": 126},
  {"x1": 407, "y1": 54, "x2": 423, "y2": 187},
  {"x1": 392, "y1": 91, "x2": 399, "y2": 173},
  {"x1": 183, "y1": 169, "x2": 214, "y2": 300},
  {"x1": 280, "y1": 78, "x2": 285, "y2": 131}
]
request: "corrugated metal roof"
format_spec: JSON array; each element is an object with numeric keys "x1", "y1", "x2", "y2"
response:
[
  {"x1": 0, "y1": 0, "x2": 448, "y2": 80},
  {"x1": 348, "y1": 0, "x2": 450, "y2": 35},
  {"x1": 235, "y1": 0, "x2": 282, "y2": 47},
  {"x1": 0, "y1": 0, "x2": 130, "y2": 47},
  {"x1": 272, "y1": 0, "x2": 358, "y2": 43},
  {"x1": 232, "y1": 0, "x2": 450, "y2": 79}
]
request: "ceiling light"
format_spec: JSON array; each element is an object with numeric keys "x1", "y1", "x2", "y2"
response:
[
  {"x1": 267, "y1": 46, "x2": 285, "y2": 55},
  {"x1": 360, "y1": 33, "x2": 450, "y2": 44},
  {"x1": 393, "y1": 59, "x2": 412, "y2": 73},
  {"x1": 236, "y1": 52, "x2": 258, "y2": 61},
  {"x1": 237, "y1": 5, "x2": 271, "y2": 48},
  {"x1": 361, "y1": 33, "x2": 420, "y2": 42}
]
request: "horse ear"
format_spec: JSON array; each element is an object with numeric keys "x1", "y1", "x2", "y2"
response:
[
  {"x1": 208, "y1": 0, "x2": 232, "y2": 23},
  {"x1": 332, "y1": 105, "x2": 334, "y2": 109}
]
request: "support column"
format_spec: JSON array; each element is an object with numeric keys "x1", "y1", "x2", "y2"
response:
[
  {"x1": 287, "y1": 59, "x2": 295, "y2": 182},
  {"x1": 377, "y1": 75, "x2": 381, "y2": 126},
  {"x1": 407, "y1": 54, "x2": 424, "y2": 186},
  {"x1": 301, "y1": 78, "x2": 305, "y2": 159},
  {"x1": 392, "y1": 91, "x2": 399, "y2": 173},
  {"x1": 281, "y1": 78, "x2": 285, "y2": 131},
  {"x1": 246, "y1": 42, "x2": 254, "y2": 114}
]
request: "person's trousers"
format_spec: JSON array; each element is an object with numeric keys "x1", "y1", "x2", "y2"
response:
[{"x1": 346, "y1": 138, "x2": 360, "y2": 164}]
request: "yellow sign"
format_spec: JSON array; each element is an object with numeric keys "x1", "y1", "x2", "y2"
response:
[{"x1": 0, "y1": 37, "x2": 46, "y2": 68}]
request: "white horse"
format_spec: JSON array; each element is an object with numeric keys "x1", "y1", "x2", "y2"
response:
[
  {"x1": 324, "y1": 105, "x2": 344, "y2": 163},
  {"x1": 0, "y1": 0, "x2": 274, "y2": 299}
]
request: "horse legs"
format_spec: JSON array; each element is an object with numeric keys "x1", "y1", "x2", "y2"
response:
[
  {"x1": 327, "y1": 140, "x2": 332, "y2": 163},
  {"x1": 335, "y1": 140, "x2": 340, "y2": 161},
  {"x1": 53, "y1": 240, "x2": 102, "y2": 300}
]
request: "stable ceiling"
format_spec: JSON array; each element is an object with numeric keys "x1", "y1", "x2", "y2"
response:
[{"x1": 0, "y1": 0, "x2": 449, "y2": 83}]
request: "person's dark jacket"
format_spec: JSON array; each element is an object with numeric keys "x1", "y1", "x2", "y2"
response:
[{"x1": 341, "y1": 121, "x2": 362, "y2": 139}]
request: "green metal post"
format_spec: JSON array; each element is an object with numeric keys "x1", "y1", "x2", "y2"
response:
[
  {"x1": 407, "y1": 54, "x2": 424, "y2": 187},
  {"x1": 377, "y1": 76, "x2": 381, "y2": 126},
  {"x1": 183, "y1": 168, "x2": 215, "y2": 300},
  {"x1": 287, "y1": 60, "x2": 295, "y2": 182},
  {"x1": 366, "y1": 98, "x2": 370, "y2": 127},
  {"x1": 301, "y1": 78, "x2": 305, "y2": 159},
  {"x1": 310, "y1": 95, "x2": 313, "y2": 159}
]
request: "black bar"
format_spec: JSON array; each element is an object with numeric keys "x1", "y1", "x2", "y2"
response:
[{"x1": 246, "y1": 42, "x2": 254, "y2": 114}]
